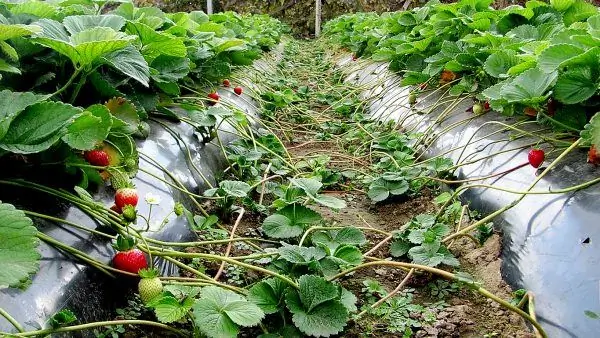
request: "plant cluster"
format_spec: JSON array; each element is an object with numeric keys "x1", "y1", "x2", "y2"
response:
[
  {"x1": 324, "y1": 0, "x2": 600, "y2": 161},
  {"x1": 0, "y1": 0, "x2": 286, "y2": 189},
  {"x1": 0, "y1": 7, "x2": 553, "y2": 338}
]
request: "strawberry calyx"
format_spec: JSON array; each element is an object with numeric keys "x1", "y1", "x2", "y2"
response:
[
  {"x1": 139, "y1": 267, "x2": 159, "y2": 279},
  {"x1": 113, "y1": 234, "x2": 136, "y2": 252}
]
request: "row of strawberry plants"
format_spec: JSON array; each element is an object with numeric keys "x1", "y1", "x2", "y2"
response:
[
  {"x1": 0, "y1": 0, "x2": 286, "y2": 188},
  {"x1": 323, "y1": 0, "x2": 600, "y2": 160}
]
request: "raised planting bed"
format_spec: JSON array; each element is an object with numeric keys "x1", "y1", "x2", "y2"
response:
[{"x1": 324, "y1": 0, "x2": 600, "y2": 335}]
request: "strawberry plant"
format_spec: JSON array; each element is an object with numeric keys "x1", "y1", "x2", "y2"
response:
[{"x1": 324, "y1": 0, "x2": 600, "y2": 155}]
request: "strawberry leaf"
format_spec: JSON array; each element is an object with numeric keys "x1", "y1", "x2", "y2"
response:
[
  {"x1": 553, "y1": 67, "x2": 599, "y2": 104},
  {"x1": 192, "y1": 286, "x2": 264, "y2": 338},
  {"x1": 153, "y1": 296, "x2": 194, "y2": 323},
  {"x1": 0, "y1": 101, "x2": 81, "y2": 154},
  {"x1": 0, "y1": 202, "x2": 40, "y2": 288},
  {"x1": 248, "y1": 278, "x2": 287, "y2": 314},
  {"x1": 581, "y1": 112, "x2": 600, "y2": 147},
  {"x1": 262, "y1": 204, "x2": 321, "y2": 239},
  {"x1": 62, "y1": 105, "x2": 112, "y2": 151},
  {"x1": 48, "y1": 309, "x2": 77, "y2": 328},
  {"x1": 285, "y1": 276, "x2": 348, "y2": 337}
]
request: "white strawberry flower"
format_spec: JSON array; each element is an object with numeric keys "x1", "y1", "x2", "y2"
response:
[{"x1": 145, "y1": 192, "x2": 161, "y2": 205}]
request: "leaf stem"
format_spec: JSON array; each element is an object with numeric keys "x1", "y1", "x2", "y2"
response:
[
  {"x1": 0, "y1": 307, "x2": 23, "y2": 333},
  {"x1": 7, "y1": 319, "x2": 184, "y2": 337}
]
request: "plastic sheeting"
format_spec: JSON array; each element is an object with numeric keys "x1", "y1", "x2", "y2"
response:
[
  {"x1": 338, "y1": 56, "x2": 600, "y2": 337},
  {"x1": 0, "y1": 54, "x2": 277, "y2": 335}
]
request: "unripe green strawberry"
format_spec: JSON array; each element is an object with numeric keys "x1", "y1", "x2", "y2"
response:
[
  {"x1": 138, "y1": 268, "x2": 163, "y2": 304},
  {"x1": 173, "y1": 202, "x2": 185, "y2": 216},
  {"x1": 408, "y1": 92, "x2": 417, "y2": 105},
  {"x1": 472, "y1": 103, "x2": 483, "y2": 115},
  {"x1": 122, "y1": 205, "x2": 137, "y2": 222}
]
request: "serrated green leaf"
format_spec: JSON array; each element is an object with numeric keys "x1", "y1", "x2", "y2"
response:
[
  {"x1": 0, "y1": 90, "x2": 49, "y2": 140},
  {"x1": 126, "y1": 21, "x2": 187, "y2": 60},
  {"x1": 368, "y1": 178, "x2": 409, "y2": 202},
  {"x1": 48, "y1": 309, "x2": 77, "y2": 328},
  {"x1": 581, "y1": 112, "x2": 600, "y2": 146},
  {"x1": 551, "y1": 0, "x2": 575, "y2": 11},
  {"x1": 0, "y1": 101, "x2": 81, "y2": 154},
  {"x1": 153, "y1": 296, "x2": 193, "y2": 323},
  {"x1": 298, "y1": 275, "x2": 338, "y2": 313},
  {"x1": 285, "y1": 288, "x2": 348, "y2": 337},
  {"x1": 390, "y1": 239, "x2": 411, "y2": 257},
  {"x1": 289, "y1": 177, "x2": 322, "y2": 197},
  {"x1": 262, "y1": 204, "x2": 321, "y2": 239},
  {"x1": 333, "y1": 245, "x2": 363, "y2": 265},
  {"x1": 538, "y1": 44, "x2": 584, "y2": 73},
  {"x1": 262, "y1": 214, "x2": 302, "y2": 238},
  {"x1": 62, "y1": 105, "x2": 112, "y2": 150},
  {"x1": 553, "y1": 67, "x2": 598, "y2": 104},
  {"x1": 409, "y1": 244, "x2": 445, "y2": 267},
  {"x1": 0, "y1": 24, "x2": 42, "y2": 41},
  {"x1": 12, "y1": 1, "x2": 58, "y2": 18},
  {"x1": 34, "y1": 25, "x2": 134, "y2": 67},
  {"x1": 563, "y1": 0, "x2": 598, "y2": 26},
  {"x1": 219, "y1": 180, "x2": 251, "y2": 198},
  {"x1": 500, "y1": 67, "x2": 557, "y2": 103},
  {"x1": 223, "y1": 301, "x2": 264, "y2": 326},
  {"x1": 278, "y1": 243, "x2": 326, "y2": 264},
  {"x1": 150, "y1": 55, "x2": 190, "y2": 83},
  {"x1": 102, "y1": 45, "x2": 150, "y2": 87},
  {"x1": 192, "y1": 286, "x2": 263, "y2": 338},
  {"x1": 0, "y1": 59, "x2": 20, "y2": 74},
  {"x1": 0, "y1": 202, "x2": 40, "y2": 288},
  {"x1": 63, "y1": 15, "x2": 126, "y2": 35},
  {"x1": 312, "y1": 194, "x2": 346, "y2": 209},
  {"x1": 340, "y1": 288, "x2": 357, "y2": 313},
  {"x1": 248, "y1": 278, "x2": 286, "y2": 314},
  {"x1": 484, "y1": 51, "x2": 519, "y2": 78}
]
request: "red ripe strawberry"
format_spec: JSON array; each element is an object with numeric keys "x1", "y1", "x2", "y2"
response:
[
  {"x1": 588, "y1": 145, "x2": 600, "y2": 165},
  {"x1": 113, "y1": 249, "x2": 147, "y2": 274},
  {"x1": 547, "y1": 98, "x2": 556, "y2": 117},
  {"x1": 110, "y1": 204, "x2": 122, "y2": 214},
  {"x1": 207, "y1": 92, "x2": 220, "y2": 105},
  {"x1": 524, "y1": 107, "x2": 537, "y2": 117},
  {"x1": 483, "y1": 101, "x2": 490, "y2": 111},
  {"x1": 234, "y1": 87, "x2": 243, "y2": 95},
  {"x1": 115, "y1": 188, "x2": 138, "y2": 209},
  {"x1": 528, "y1": 149, "x2": 545, "y2": 168},
  {"x1": 440, "y1": 70, "x2": 456, "y2": 82},
  {"x1": 223, "y1": 79, "x2": 231, "y2": 87},
  {"x1": 352, "y1": 54, "x2": 357, "y2": 61},
  {"x1": 84, "y1": 149, "x2": 110, "y2": 167}
]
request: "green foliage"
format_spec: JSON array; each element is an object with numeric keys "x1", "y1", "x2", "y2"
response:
[
  {"x1": 285, "y1": 275, "x2": 352, "y2": 337},
  {"x1": 324, "y1": 0, "x2": 600, "y2": 130},
  {"x1": 360, "y1": 284, "x2": 438, "y2": 337},
  {"x1": 390, "y1": 214, "x2": 459, "y2": 268},
  {"x1": 48, "y1": 309, "x2": 77, "y2": 328},
  {"x1": 0, "y1": 202, "x2": 40, "y2": 289},
  {"x1": 262, "y1": 204, "x2": 322, "y2": 238},
  {"x1": 192, "y1": 286, "x2": 265, "y2": 338}
]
